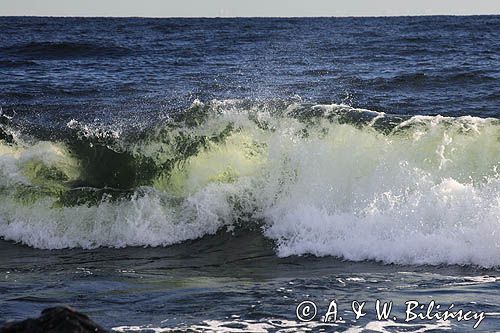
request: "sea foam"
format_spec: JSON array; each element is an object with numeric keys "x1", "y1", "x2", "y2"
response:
[{"x1": 0, "y1": 100, "x2": 498, "y2": 267}]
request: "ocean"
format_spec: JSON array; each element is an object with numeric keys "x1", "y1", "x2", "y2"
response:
[{"x1": 0, "y1": 15, "x2": 499, "y2": 332}]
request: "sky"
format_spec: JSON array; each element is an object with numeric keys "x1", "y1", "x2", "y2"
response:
[{"x1": 1, "y1": 0, "x2": 499, "y2": 17}]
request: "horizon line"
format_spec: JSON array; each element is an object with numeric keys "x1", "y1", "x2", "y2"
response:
[{"x1": 1, "y1": 13, "x2": 499, "y2": 19}]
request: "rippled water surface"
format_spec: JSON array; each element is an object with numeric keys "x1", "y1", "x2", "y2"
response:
[{"x1": 0, "y1": 16, "x2": 499, "y2": 331}]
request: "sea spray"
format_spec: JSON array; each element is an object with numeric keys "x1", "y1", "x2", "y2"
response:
[{"x1": 0, "y1": 100, "x2": 498, "y2": 267}]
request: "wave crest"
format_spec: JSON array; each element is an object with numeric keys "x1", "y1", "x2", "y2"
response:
[{"x1": 0, "y1": 100, "x2": 499, "y2": 267}]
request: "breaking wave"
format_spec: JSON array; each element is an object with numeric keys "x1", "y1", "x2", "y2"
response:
[{"x1": 0, "y1": 100, "x2": 499, "y2": 267}]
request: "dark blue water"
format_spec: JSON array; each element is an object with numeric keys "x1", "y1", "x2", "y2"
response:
[
  {"x1": 0, "y1": 16, "x2": 499, "y2": 332},
  {"x1": 1, "y1": 16, "x2": 499, "y2": 122}
]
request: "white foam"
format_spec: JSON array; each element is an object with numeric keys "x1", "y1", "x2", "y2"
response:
[
  {"x1": 113, "y1": 318, "x2": 340, "y2": 332},
  {"x1": 113, "y1": 318, "x2": 451, "y2": 332},
  {"x1": 0, "y1": 101, "x2": 499, "y2": 267},
  {"x1": 260, "y1": 119, "x2": 500, "y2": 267}
]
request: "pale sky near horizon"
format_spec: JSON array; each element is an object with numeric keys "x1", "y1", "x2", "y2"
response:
[{"x1": 0, "y1": 0, "x2": 499, "y2": 17}]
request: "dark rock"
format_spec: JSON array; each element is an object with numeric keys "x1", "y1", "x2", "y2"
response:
[{"x1": 0, "y1": 306, "x2": 108, "y2": 333}]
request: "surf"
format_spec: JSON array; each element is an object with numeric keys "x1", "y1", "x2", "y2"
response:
[{"x1": 0, "y1": 99, "x2": 498, "y2": 267}]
